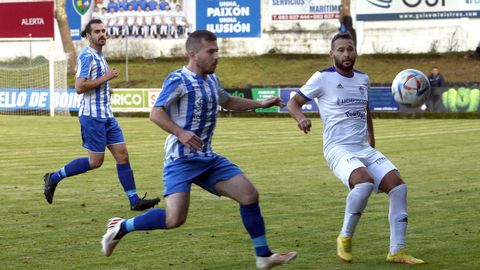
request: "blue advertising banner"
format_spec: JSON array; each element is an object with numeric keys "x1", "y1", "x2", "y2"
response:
[
  {"x1": 0, "y1": 88, "x2": 81, "y2": 111},
  {"x1": 368, "y1": 87, "x2": 399, "y2": 112},
  {"x1": 196, "y1": 0, "x2": 261, "y2": 38},
  {"x1": 66, "y1": 0, "x2": 82, "y2": 40},
  {"x1": 279, "y1": 88, "x2": 319, "y2": 113}
]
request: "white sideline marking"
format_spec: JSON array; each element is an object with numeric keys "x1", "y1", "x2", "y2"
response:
[{"x1": 376, "y1": 127, "x2": 480, "y2": 139}]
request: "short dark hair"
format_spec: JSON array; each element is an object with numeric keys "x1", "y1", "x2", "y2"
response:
[
  {"x1": 185, "y1": 30, "x2": 217, "y2": 53},
  {"x1": 331, "y1": 32, "x2": 354, "y2": 49},
  {"x1": 81, "y1": 19, "x2": 104, "y2": 38}
]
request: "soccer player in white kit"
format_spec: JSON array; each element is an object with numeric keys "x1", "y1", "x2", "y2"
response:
[{"x1": 287, "y1": 33, "x2": 425, "y2": 265}]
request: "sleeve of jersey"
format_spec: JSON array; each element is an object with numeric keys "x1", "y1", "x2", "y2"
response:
[
  {"x1": 213, "y1": 75, "x2": 230, "y2": 104},
  {"x1": 154, "y1": 74, "x2": 183, "y2": 108},
  {"x1": 75, "y1": 54, "x2": 93, "y2": 79},
  {"x1": 297, "y1": 72, "x2": 323, "y2": 101}
]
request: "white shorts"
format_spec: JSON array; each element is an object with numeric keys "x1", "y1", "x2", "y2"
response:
[{"x1": 325, "y1": 145, "x2": 397, "y2": 192}]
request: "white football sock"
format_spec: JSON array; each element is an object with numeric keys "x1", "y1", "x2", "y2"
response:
[
  {"x1": 388, "y1": 184, "x2": 408, "y2": 255},
  {"x1": 340, "y1": 182, "x2": 374, "y2": 237}
]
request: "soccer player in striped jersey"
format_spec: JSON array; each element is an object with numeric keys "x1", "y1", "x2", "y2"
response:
[
  {"x1": 43, "y1": 19, "x2": 160, "y2": 211},
  {"x1": 287, "y1": 32, "x2": 424, "y2": 265},
  {"x1": 101, "y1": 30, "x2": 297, "y2": 270}
]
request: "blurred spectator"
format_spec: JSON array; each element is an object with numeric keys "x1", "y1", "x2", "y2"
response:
[
  {"x1": 117, "y1": 6, "x2": 129, "y2": 37},
  {"x1": 137, "y1": 0, "x2": 148, "y2": 10},
  {"x1": 106, "y1": 0, "x2": 119, "y2": 12},
  {"x1": 159, "y1": 0, "x2": 170, "y2": 10},
  {"x1": 126, "y1": 4, "x2": 136, "y2": 36},
  {"x1": 172, "y1": 4, "x2": 188, "y2": 38},
  {"x1": 143, "y1": 5, "x2": 154, "y2": 38},
  {"x1": 91, "y1": 6, "x2": 108, "y2": 25},
  {"x1": 128, "y1": 0, "x2": 138, "y2": 10},
  {"x1": 106, "y1": 7, "x2": 119, "y2": 38},
  {"x1": 152, "y1": 5, "x2": 162, "y2": 38},
  {"x1": 118, "y1": 0, "x2": 129, "y2": 10},
  {"x1": 132, "y1": 4, "x2": 145, "y2": 37},
  {"x1": 159, "y1": 5, "x2": 173, "y2": 38},
  {"x1": 426, "y1": 66, "x2": 446, "y2": 112},
  {"x1": 148, "y1": 0, "x2": 158, "y2": 10},
  {"x1": 338, "y1": 4, "x2": 356, "y2": 47},
  {"x1": 428, "y1": 66, "x2": 445, "y2": 88}
]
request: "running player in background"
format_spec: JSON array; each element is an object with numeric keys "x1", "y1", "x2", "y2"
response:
[
  {"x1": 43, "y1": 19, "x2": 160, "y2": 211},
  {"x1": 101, "y1": 30, "x2": 297, "y2": 270},
  {"x1": 287, "y1": 32, "x2": 425, "y2": 265}
]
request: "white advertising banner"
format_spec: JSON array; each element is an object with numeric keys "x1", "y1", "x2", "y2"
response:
[
  {"x1": 357, "y1": 0, "x2": 480, "y2": 21},
  {"x1": 269, "y1": 0, "x2": 341, "y2": 21}
]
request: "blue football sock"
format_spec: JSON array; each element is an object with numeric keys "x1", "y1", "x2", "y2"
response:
[
  {"x1": 120, "y1": 208, "x2": 167, "y2": 235},
  {"x1": 50, "y1": 157, "x2": 91, "y2": 184},
  {"x1": 240, "y1": 202, "x2": 272, "y2": 257},
  {"x1": 116, "y1": 162, "x2": 140, "y2": 206}
]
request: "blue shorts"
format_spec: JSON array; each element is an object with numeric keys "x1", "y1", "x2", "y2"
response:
[
  {"x1": 79, "y1": 116, "x2": 125, "y2": 153},
  {"x1": 163, "y1": 154, "x2": 243, "y2": 196}
]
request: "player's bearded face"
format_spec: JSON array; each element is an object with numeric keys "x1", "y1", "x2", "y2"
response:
[
  {"x1": 195, "y1": 40, "x2": 219, "y2": 75},
  {"x1": 331, "y1": 39, "x2": 356, "y2": 71},
  {"x1": 89, "y1": 23, "x2": 107, "y2": 47}
]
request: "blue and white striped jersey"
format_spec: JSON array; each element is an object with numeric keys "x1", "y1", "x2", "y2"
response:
[
  {"x1": 154, "y1": 67, "x2": 230, "y2": 162},
  {"x1": 75, "y1": 46, "x2": 114, "y2": 118}
]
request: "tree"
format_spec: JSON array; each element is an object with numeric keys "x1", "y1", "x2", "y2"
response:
[{"x1": 55, "y1": 0, "x2": 77, "y2": 75}]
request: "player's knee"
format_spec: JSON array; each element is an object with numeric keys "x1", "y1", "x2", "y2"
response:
[
  {"x1": 239, "y1": 189, "x2": 259, "y2": 205},
  {"x1": 166, "y1": 215, "x2": 187, "y2": 229},
  {"x1": 89, "y1": 158, "x2": 104, "y2": 169}
]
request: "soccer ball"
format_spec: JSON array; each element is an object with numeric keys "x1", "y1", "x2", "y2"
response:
[{"x1": 391, "y1": 69, "x2": 431, "y2": 107}]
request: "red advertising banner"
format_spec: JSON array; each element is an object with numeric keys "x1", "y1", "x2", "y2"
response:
[{"x1": 0, "y1": 1, "x2": 54, "y2": 38}]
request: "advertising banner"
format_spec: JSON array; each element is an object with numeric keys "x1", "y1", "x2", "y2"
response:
[
  {"x1": 66, "y1": 0, "x2": 94, "y2": 40},
  {"x1": 357, "y1": 0, "x2": 480, "y2": 21},
  {"x1": 279, "y1": 88, "x2": 319, "y2": 112},
  {"x1": 433, "y1": 86, "x2": 480, "y2": 112},
  {"x1": 252, "y1": 88, "x2": 280, "y2": 112},
  {"x1": 368, "y1": 87, "x2": 399, "y2": 112},
  {"x1": 111, "y1": 89, "x2": 161, "y2": 112},
  {"x1": 220, "y1": 89, "x2": 252, "y2": 112},
  {"x1": 269, "y1": 0, "x2": 340, "y2": 21},
  {"x1": 0, "y1": 88, "x2": 81, "y2": 111},
  {"x1": 0, "y1": 88, "x2": 163, "y2": 112},
  {"x1": 196, "y1": 0, "x2": 261, "y2": 38},
  {"x1": 0, "y1": 1, "x2": 54, "y2": 39}
]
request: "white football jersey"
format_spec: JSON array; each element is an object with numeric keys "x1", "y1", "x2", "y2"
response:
[{"x1": 298, "y1": 66, "x2": 370, "y2": 154}]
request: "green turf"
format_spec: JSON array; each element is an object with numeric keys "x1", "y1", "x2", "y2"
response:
[
  {"x1": 65, "y1": 53, "x2": 480, "y2": 89},
  {"x1": 1, "y1": 116, "x2": 479, "y2": 269}
]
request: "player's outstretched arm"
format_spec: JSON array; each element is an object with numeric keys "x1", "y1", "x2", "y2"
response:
[
  {"x1": 287, "y1": 94, "x2": 311, "y2": 134},
  {"x1": 221, "y1": 96, "x2": 284, "y2": 111},
  {"x1": 75, "y1": 68, "x2": 118, "y2": 94},
  {"x1": 149, "y1": 106, "x2": 203, "y2": 150}
]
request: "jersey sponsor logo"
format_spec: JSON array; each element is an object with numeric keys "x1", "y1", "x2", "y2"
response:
[
  {"x1": 336, "y1": 83, "x2": 344, "y2": 89},
  {"x1": 344, "y1": 110, "x2": 366, "y2": 119},
  {"x1": 337, "y1": 98, "x2": 368, "y2": 106}
]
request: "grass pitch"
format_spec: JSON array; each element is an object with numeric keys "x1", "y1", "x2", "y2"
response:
[{"x1": 0, "y1": 116, "x2": 479, "y2": 270}]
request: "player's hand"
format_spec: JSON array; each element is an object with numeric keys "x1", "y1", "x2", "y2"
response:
[
  {"x1": 297, "y1": 118, "x2": 311, "y2": 134},
  {"x1": 261, "y1": 97, "x2": 285, "y2": 108},
  {"x1": 178, "y1": 130, "x2": 203, "y2": 151},
  {"x1": 106, "y1": 68, "x2": 118, "y2": 80}
]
